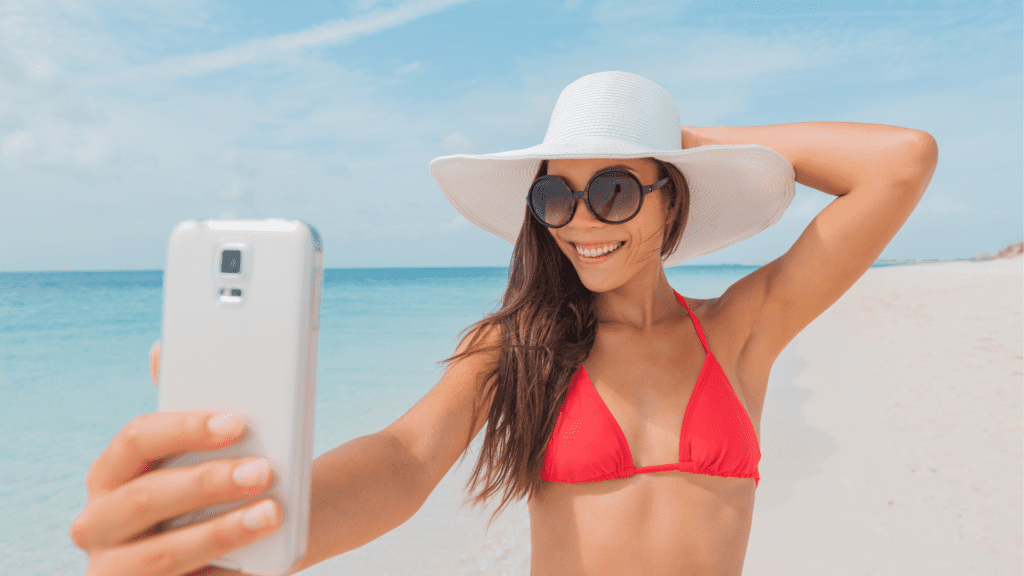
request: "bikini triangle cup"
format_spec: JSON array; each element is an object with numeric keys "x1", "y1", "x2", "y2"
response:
[{"x1": 540, "y1": 290, "x2": 761, "y2": 486}]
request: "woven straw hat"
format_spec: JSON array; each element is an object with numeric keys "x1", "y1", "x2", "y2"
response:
[{"x1": 429, "y1": 71, "x2": 795, "y2": 267}]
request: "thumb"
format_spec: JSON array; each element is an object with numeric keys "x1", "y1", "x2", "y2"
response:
[{"x1": 150, "y1": 340, "x2": 161, "y2": 388}]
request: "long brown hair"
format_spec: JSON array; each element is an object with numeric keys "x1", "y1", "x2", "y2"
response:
[{"x1": 439, "y1": 158, "x2": 690, "y2": 527}]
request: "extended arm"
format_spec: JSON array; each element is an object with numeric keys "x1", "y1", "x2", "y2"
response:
[
  {"x1": 284, "y1": 431, "x2": 427, "y2": 574},
  {"x1": 286, "y1": 325, "x2": 498, "y2": 574}
]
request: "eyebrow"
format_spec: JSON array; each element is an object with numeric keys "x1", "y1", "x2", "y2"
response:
[{"x1": 605, "y1": 164, "x2": 640, "y2": 176}]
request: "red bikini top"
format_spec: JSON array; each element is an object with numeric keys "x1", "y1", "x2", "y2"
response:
[{"x1": 540, "y1": 290, "x2": 761, "y2": 486}]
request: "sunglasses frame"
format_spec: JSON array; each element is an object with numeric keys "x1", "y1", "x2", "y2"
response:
[{"x1": 528, "y1": 168, "x2": 671, "y2": 228}]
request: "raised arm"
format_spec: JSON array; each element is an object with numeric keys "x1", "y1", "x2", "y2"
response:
[{"x1": 683, "y1": 122, "x2": 938, "y2": 361}]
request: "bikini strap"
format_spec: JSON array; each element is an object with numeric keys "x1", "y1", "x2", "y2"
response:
[{"x1": 674, "y1": 290, "x2": 710, "y2": 353}]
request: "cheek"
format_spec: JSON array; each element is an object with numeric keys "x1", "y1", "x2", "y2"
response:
[
  {"x1": 626, "y1": 205, "x2": 670, "y2": 252},
  {"x1": 628, "y1": 221, "x2": 661, "y2": 251},
  {"x1": 546, "y1": 229, "x2": 561, "y2": 248},
  {"x1": 547, "y1": 231, "x2": 574, "y2": 258},
  {"x1": 656, "y1": 191, "x2": 673, "y2": 222},
  {"x1": 644, "y1": 198, "x2": 671, "y2": 233},
  {"x1": 653, "y1": 195, "x2": 675, "y2": 236}
]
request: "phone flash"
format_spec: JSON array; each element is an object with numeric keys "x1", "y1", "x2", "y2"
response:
[{"x1": 221, "y1": 250, "x2": 242, "y2": 274}]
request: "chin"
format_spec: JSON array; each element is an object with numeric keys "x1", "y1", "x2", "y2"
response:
[{"x1": 574, "y1": 267, "x2": 622, "y2": 294}]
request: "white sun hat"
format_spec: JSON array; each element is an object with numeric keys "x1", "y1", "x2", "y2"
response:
[{"x1": 429, "y1": 71, "x2": 796, "y2": 267}]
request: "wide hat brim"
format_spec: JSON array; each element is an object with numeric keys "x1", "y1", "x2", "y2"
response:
[{"x1": 430, "y1": 136, "x2": 795, "y2": 268}]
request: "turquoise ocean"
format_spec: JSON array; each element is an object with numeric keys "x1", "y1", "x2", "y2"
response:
[{"x1": 1, "y1": 264, "x2": 904, "y2": 574}]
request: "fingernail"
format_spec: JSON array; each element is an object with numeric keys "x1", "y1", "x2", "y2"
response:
[
  {"x1": 242, "y1": 500, "x2": 276, "y2": 530},
  {"x1": 233, "y1": 458, "x2": 270, "y2": 487},
  {"x1": 208, "y1": 413, "x2": 242, "y2": 437}
]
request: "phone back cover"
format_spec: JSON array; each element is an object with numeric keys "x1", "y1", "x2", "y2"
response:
[{"x1": 157, "y1": 219, "x2": 322, "y2": 576}]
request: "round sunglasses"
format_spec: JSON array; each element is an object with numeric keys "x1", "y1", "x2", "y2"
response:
[{"x1": 528, "y1": 168, "x2": 670, "y2": 228}]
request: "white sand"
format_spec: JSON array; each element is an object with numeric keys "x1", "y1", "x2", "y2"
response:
[
  {"x1": 747, "y1": 256, "x2": 1023, "y2": 575},
  {"x1": 298, "y1": 257, "x2": 1023, "y2": 575}
]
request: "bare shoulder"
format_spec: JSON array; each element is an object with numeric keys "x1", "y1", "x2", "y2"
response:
[
  {"x1": 382, "y1": 322, "x2": 501, "y2": 493},
  {"x1": 686, "y1": 262, "x2": 782, "y2": 414},
  {"x1": 684, "y1": 263, "x2": 774, "y2": 356}
]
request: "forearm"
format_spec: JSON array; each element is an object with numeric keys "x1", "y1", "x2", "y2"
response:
[
  {"x1": 287, "y1": 431, "x2": 428, "y2": 574},
  {"x1": 682, "y1": 122, "x2": 937, "y2": 197}
]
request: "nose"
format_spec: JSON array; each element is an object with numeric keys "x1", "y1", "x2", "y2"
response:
[{"x1": 566, "y1": 195, "x2": 603, "y2": 229}]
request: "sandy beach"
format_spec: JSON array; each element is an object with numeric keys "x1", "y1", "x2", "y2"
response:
[
  {"x1": 298, "y1": 256, "x2": 1023, "y2": 575},
  {"x1": 747, "y1": 255, "x2": 1022, "y2": 575}
]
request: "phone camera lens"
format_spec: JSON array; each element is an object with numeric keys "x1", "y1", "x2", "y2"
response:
[{"x1": 221, "y1": 250, "x2": 241, "y2": 274}]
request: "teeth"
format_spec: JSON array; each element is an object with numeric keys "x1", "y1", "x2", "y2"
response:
[{"x1": 575, "y1": 242, "x2": 623, "y2": 258}]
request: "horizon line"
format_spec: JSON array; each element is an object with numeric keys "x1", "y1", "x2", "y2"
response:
[{"x1": 0, "y1": 257, "x2": 990, "y2": 275}]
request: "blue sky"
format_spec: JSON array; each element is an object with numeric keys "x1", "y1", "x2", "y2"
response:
[{"x1": 1, "y1": 0, "x2": 1021, "y2": 271}]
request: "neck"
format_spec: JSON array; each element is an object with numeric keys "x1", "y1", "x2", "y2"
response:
[{"x1": 592, "y1": 262, "x2": 684, "y2": 332}]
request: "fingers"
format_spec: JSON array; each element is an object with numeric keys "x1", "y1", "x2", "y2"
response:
[
  {"x1": 151, "y1": 341, "x2": 161, "y2": 387},
  {"x1": 75, "y1": 454, "x2": 274, "y2": 549},
  {"x1": 70, "y1": 411, "x2": 282, "y2": 576},
  {"x1": 87, "y1": 412, "x2": 245, "y2": 494},
  {"x1": 83, "y1": 497, "x2": 279, "y2": 576}
]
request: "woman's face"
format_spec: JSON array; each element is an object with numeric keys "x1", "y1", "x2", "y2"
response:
[{"x1": 544, "y1": 157, "x2": 672, "y2": 293}]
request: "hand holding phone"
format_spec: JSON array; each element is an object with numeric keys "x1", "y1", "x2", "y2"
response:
[
  {"x1": 71, "y1": 219, "x2": 321, "y2": 576},
  {"x1": 70, "y1": 410, "x2": 280, "y2": 576}
]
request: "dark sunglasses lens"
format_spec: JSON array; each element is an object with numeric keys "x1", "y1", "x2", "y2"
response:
[
  {"x1": 530, "y1": 177, "x2": 574, "y2": 226},
  {"x1": 589, "y1": 173, "x2": 641, "y2": 222}
]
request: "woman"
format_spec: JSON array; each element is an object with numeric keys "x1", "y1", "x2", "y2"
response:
[{"x1": 70, "y1": 71, "x2": 938, "y2": 576}]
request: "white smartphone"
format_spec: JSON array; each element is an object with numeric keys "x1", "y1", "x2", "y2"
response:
[{"x1": 155, "y1": 218, "x2": 323, "y2": 576}]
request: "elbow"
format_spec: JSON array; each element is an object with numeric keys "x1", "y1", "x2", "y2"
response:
[
  {"x1": 890, "y1": 129, "x2": 939, "y2": 196},
  {"x1": 909, "y1": 129, "x2": 939, "y2": 172},
  {"x1": 378, "y1": 429, "x2": 433, "y2": 508}
]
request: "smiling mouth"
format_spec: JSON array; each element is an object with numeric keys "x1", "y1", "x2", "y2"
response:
[{"x1": 572, "y1": 241, "x2": 625, "y2": 258}]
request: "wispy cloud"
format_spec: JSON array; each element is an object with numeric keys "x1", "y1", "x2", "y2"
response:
[
  {"x1": 141, "y1": 0, "x2": 475, "y2": 78},
  {"x1": 0, "y1": 0, "x2": 1017, "y2": 269}
]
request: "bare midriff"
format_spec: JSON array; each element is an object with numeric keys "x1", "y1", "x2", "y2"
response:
[{"x1": 528, "y1": 471, "x2": 757, "y2": 576}]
